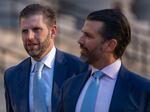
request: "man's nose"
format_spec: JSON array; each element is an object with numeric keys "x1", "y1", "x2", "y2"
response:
[
  {"x1": 78, "y1": 36, "x2": 84, "y2": 45},
  {"x1": 27, "y1": 30, "x2": 35, "y2": 40}
]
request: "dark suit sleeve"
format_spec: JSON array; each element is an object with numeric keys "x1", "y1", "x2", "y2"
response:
[
  {"x1": 4, "y1": 72, "x2": 14, "y2": 112},
  {"x1": 145, "y1": 92, "x2": 150, "y2": 112}
]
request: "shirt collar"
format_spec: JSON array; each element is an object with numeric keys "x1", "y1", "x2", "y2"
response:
[
  {"x1": 91, "y1": 59, "x2": 121, "y2": 79},
  {"x1": 40, "y1": 46, "x2": 56, "y2": 68},
  {"x1": 31, "y1": 46, "x2": 56, "y2": 72}
]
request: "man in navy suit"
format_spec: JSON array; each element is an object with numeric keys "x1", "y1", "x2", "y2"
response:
[
  {"x1": 58, "y1": 9, "x2": 150, "y2": 112},
  {"x1": 4, "y1": 4, "x2": 88, "y2": 112}
]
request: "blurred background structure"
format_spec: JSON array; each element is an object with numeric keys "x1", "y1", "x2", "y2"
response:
[{"x1": 0, "y1": 0, "x2": 150, "y2": 111}]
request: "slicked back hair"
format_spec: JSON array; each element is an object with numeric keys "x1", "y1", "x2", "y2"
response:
[{"x1": 87, "y1": 9, "x2": 131, "y2": 58}]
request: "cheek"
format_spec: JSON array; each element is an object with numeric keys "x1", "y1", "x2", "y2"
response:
[
  {"x1": 40, "y1": 31, "x2": 49, "y2": 40},
  {"x1": 32, "y1": 33, "x2": 43, "y2": 43},
  {"x1": 87, "y1": 40, "x2": 98, "y2": 50},
  {"x1": 91, "y1": 44, "x2": 102, "y2": 55},
  {"x1": 22, "y1": 33, "x2": 30, "y2": 42},
  {"x1": 22, "y1": 36, "x2": 26, "y2": 43},
  {"x1": 39, "y1": 36, "x2": 46, "y2": 43}
]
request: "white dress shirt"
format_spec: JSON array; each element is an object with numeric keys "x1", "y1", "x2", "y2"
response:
[
  {"x1": 76, "y1": 59, "x2": 121, "y2": 112},
  {"x1": 29, "y1": 46, "x2": 56, "y2": 112}
]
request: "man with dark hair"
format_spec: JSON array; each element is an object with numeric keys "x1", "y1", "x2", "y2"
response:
[
  {"x1": 4, "y1": 4, "x2": 88, "y2": 112},
  {"x1": 58, "y1": 9, "x2": 150, "y2": 112}
]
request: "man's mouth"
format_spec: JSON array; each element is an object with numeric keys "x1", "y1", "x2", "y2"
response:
[
  {"x1": 80, "y1": 47, "x2": 88, "y2": 55},
  {"x1": 26, "y1": 43, "x2": 39, "y2": 50},
  {"x1": 27, "y1": 42, "x2": 38, "y2": 46}
]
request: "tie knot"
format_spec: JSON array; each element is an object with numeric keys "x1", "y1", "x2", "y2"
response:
[
  {"x1": 93, "y1": 71, "x2": 104, "y2": 79},
  {"x1": 33, "y1": 62, "x2": 44, "y2": 73}
]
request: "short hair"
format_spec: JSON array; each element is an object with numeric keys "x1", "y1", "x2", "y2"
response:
[
  {"x1": 87, "y1": 9, "x2": 131, "y2": 58},
  {"x1": 19, "y1": 4, "x2": 56, "y2": 26}
]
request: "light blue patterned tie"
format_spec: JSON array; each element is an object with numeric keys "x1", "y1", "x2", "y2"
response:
[
  {"x1": 80, "y1": 71, "x2": 104, "y2": 112},
  {"x1": 33, "y1": 62, "x2": 47, "y2": 112}
]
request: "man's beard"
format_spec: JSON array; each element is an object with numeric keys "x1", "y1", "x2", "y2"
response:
[
  {"x1": 80, "y1": 46, "x2": 102, "y2": 65},
  {"x1": 25, "y1": 33, "x2": 50, "y2": 59},
  {"x1": 80, "y1": 52, "x2": 97, "y2": 65}
]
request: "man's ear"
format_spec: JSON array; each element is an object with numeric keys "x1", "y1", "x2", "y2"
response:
[
  {"x1": 50, "y1": 25, "x2": 57, "y2": 39},
  {"x1": 103, "y1": 39, "x2": 117, "y2": 52}
]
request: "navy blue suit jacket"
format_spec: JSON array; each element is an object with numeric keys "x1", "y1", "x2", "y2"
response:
[
  {"x1": 58, "y1": 65, "x2": 150, "y2": 112},
  {"x1": 4, "y1": 49, "x2": 88, "y2": 112}
]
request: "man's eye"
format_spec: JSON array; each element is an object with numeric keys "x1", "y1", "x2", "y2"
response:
[
  {"x1": 85, "y1": 33, "x2": 89, "y2": 37},
  {"x1": 84, "y1": 33, "x2": 92, "y2": 38},
  {"x1": 22, "y1": 29, "x2": 28, "y2": 33},
  {"x1": 33, "y1": 28, "x2": 42, "y2": 32}
]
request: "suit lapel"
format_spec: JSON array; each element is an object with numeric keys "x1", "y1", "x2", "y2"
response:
[
  {"x1": 52, "y1": 50, "x2": 68, "y2": 111},
  {"x1": 109, "y1": 65, "x2": 138, "y2": 112},
  {"x1": 64, "y1": 70, "x2": 91, "y2": 112},
  {"x1": 15, "y1": 58, "x2": 31, "y2": 112}
]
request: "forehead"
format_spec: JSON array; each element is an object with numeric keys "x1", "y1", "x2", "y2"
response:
[
  {"x1": 20, "y1": 14, "x2": 46, "y2": 28},
  {"x1": 82, "y1": 20, "x2": 104, "y2": 33}
]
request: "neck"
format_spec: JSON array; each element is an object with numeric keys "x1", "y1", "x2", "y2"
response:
[{"x1": 92, "y1": 57, "x2": 119, "y2": 69}]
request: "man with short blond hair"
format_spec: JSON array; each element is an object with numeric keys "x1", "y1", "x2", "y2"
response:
[{"x1": 4, "y1": 4, "x2": 88, "y2": 112}]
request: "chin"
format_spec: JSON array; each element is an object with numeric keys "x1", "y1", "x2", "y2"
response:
[
  {"x1": 80, "y1": 55, "x2": 88, "y2": 63},
  {"x1": 28, "y1": 50, "x2": 40, "y2": 57}
]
